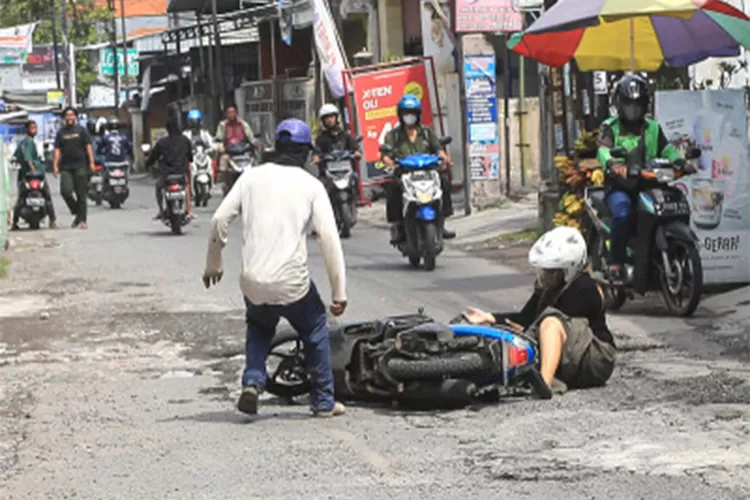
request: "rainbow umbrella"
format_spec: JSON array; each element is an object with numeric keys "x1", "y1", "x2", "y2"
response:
[{"x1": 507, "y1": 0, "x2": 750, "y2": 71}]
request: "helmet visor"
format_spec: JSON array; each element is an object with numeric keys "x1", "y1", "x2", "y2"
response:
[{"x1": 621, "y1": 101, "x2": 646, "y2": 122}]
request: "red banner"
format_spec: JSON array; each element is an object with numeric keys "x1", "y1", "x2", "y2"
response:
[{"x1": 348, "y1": 63, "x2": 434, "y2": 165}]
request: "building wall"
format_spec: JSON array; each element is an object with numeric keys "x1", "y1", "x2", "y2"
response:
[
  {"x1": 258, "y1": 23, "x2": 313, "y2": 80},
  {"x1": 378, "y1": 0, "x2": 404, "y2": 59}
]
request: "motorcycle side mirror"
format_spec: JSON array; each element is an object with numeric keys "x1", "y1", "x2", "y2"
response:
[
  {"x1": 686, "y1": 148, "x2": 701, "y2": 160},
  {"x1": 379, "y1": 144, "x2": 393, "y2": 155},
  {"x1": 610, "y1": 147, "x2": 626, "y2": 158},
  {"x1": 440, "y1": 136, "x2": 453, "y2": 146}
]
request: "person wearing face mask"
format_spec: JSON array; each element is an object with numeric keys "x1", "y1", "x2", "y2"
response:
[
  {"x1": 202, "y1": 119, "x2": 347, "y2": 418},
  {"x1": 597, "y1": 74, "x2": 694, "y2": 285},
  {"x1": 381, "y1": 94, "x2": 455, "y2": 243},
  {"x1": 462, "y1": 227, "x2": 616, "y2": 396}
]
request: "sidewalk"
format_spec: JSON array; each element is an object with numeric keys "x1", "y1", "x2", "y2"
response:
[{"x1": 357, "y1": 192, "x2": 538, "y2": 247}]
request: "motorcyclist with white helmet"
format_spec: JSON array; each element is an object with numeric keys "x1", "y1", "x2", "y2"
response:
[
  {"x1": 313, "y1": 104, "x2": 360, "y2": 178},
  {"x1": 463, "y1": 227, "x2": 616, "y2": 395}
]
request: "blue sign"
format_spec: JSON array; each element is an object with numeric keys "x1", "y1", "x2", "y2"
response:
[{"x1": 464, "y1": 54, "x2": 499, "y2": 180}]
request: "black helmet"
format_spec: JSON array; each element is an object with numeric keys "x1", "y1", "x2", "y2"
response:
[
  {"x1": 107, "y1": 116, "x2": 120, "y2": 130},
  {"x1": 86, "y1": 120, "x2": 97, "y2": 134},
  {"x1": 614, "y1": 74, "x2": 650, "y2": 125}
]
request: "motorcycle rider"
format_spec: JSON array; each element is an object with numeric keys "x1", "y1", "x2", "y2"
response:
[
  {"x1": 12, "y1": 120, "x2": 57, "y2": 229},
  {"x1": 597, "y1": 74, "x2": 695, "y2": 284},
  {"x1": 463, "y1": 226, "x2": 616, "y2": 395},
  {"x1": 184, "y1": 109, "x2": 215, "y2": 196},
  {"x1": 97, "y1": 116, "x2": 132, "y2": 167},
  {"x1": 202, "y1": 118, "x2": 347, "y2": 418},
  {"x1": 380, "y1": 94, "x2": 455, "y2": 242},
  {"x1": 87, "y1": 120, "x2": 105, "y2": 167},
  {"x1": 215, "y1": 105, "x2": 256, "y2": 191},
  {"x1": 145, "y1": 106, "x2": 194, "y2": 220},
  {"x1": 313, "y1": 103, "x2": 360, "y2": 179}
]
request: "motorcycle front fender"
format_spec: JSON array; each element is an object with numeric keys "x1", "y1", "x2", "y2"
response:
[
  {"x1": 337, "y1": 190, "x2": 350, "y2": 202},
  {"x1": 655, "y1": 220, "x2": 698, "y2": 251}
]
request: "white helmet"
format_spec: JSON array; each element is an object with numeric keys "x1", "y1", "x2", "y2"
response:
[
  {"x1": 319, "y1": 103, "x2": 340, "y2": 120},
  {"x1": 528, "y1": 227, "x2": 588, "y2": 282}
]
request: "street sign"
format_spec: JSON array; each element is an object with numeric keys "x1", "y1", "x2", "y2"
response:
[
  {"x1": 593, "y1": 71, "x2": 608, "y2": 95},
  {"x1": 98, "y1": 48, "x2": 139, "y2": 77}
]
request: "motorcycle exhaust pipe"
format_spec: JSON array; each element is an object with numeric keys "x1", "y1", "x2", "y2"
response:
[{"x1": 397, "y1": 379, "x2": 477, "y2": 409}]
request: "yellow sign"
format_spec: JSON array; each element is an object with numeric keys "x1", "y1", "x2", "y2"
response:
[
  {"x1": 46, "y1": 90, "x2": 64, "y2": 105},
  {"x1": 403, "y1": 81, "x2": 424, "y2": 101}
]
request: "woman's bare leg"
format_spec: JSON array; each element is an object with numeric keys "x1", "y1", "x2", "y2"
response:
[{"x1": 538, "y1": 316, "x2": 567, "y2": 387}]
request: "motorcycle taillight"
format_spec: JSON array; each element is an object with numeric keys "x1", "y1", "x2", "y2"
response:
[
  {"x1": 506, "y1": 344, "x2": 530, "y2": 368},
  {"x1": 169, "y1": 184, "x2": 182, "y2": 192},
  {"x1": 29, "y1": 179, "x2": 41, "y2": 189}
]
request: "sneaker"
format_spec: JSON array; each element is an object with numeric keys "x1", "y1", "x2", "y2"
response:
[
  {"x1": 313, "y1": 401, "x2": 346, "y2": 418},
  {"x1": 237, "y1": 386, "x2": 260, "y2": 415},
  {"x1": 71, "y1": 217, "x2": 80, "y2": 228},
  {"x1": 49, "y1": 220, "x2": 57, "y2": 229}
]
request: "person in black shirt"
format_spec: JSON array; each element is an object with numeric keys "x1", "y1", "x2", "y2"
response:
[
  {"x1": 53, "y1": 107, "x2": 96, "y2": 229},
  {"x1": 145, "y1": 108, "x2": 194, "y2": 220},
  {"x1": 463, "y1": 227, "x2": 616, "y2": 395},
  {"x1": 312, "y1": 104, "x2": 360, "y2": 179}
]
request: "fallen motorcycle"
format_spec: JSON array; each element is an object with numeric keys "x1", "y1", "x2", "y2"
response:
[{"x1": 264, "y1": 310, "x2": 551, "y2": 409}]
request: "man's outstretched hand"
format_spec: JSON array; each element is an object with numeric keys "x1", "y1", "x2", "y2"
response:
[
  {"x1": 202, "y1": 270, "x2": 223, "y2": 289},
  {"x1": 329, "y1": 301, "x2": 347, "y2": 316}
]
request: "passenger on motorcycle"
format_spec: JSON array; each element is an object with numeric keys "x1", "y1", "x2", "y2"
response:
[
  {"x1": 97, "y1": 117, "x2": 132, "y2": 166},
  {"x1": 312, "y1": 103, "x2": 360, "y2": 179},
  {"x1": 215, "y1": 105, "x2": 257, "y2": 190},
  {"x1": 202, "y1": 118, "x2": 347, "y2": 418},
  {"x1": 145, "y1": 108, "x2": 194, "y2": 220},
  {"x1": 463, "y1": 227, "x2": 616, "y2": 395},
  {"x1": 381, "y1": 94, "x2": 455, "y2": 243},
  {"x1": 12, "y1": 120, "x2": 57, "y2": 229},
  {"x1": 597, "y1": 74, "x2": 696, "y2": 284}
]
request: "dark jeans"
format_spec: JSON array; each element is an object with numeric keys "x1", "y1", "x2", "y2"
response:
[
  {"x1": 606, "y1": 190, "x2": 634, "y2": 266},
  {"x1": 386, "y1": 171, "x2": 453, "y2": 223},
  {"x1": 242, "y1": 282, "x2": 335, "y2": 412},
  {"x1": 13, "y1": 180, "x2": 56, "y2": 224},
  {"x1": 60, "y1": 166, "x2": 89, "y2": 223}
]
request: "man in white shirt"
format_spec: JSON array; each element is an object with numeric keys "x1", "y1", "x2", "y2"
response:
[{"x1": 202, "y1": 119, "x2": 348, "y2": 418}]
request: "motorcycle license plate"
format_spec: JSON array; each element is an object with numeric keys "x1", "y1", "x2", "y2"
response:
[
  {"x1": 26, "y1": 197, "x2": 45, "y2": 207},
  {"x1": 165, "y1": 191, "x2": 185, "y2": 200},
  {"x1": 91, "y1": 176, "x2": 102, "y2": 184},
  {"x1": 196, "y1": 173, "x2": 209, "y2": 183},
  {"x1": 109, "y1": 178, "x2": 127, "y2": 186}
]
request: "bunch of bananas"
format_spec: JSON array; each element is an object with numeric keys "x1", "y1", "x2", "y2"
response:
[
  {"x1": 563, "y1": 193, "x2": 584, "y2": 216},
  {"x1": 552, "y1": 212, "x2": 581, "y2": 229},
  {"x1": 573, "y1": 129, "x2": 599, "y2": 155},
  {"x1": 555, "y1": 155, "x2": 575, "y2": 174},
  {"x1": 590, "y1": 168, "x2": 605, "y2": 186}
]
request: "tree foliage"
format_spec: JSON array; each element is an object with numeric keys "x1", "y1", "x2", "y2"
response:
[{"x1": 0, "y1": 0, "x2": 112, "y2": 100}]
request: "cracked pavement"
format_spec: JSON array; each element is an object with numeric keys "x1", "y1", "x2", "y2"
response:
[{"x1": 0, "y1": 179, "x2": 749, "y2": 499}]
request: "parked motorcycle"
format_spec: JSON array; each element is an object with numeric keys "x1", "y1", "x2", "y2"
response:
[
  {"x1": 15, "y1": 171, "x2": 51, "y2": 230},
  {"x1": 87, "y1": 164, "x2": 104, "y2": 206},
  {"x1": 320, "y1": 140, "x2": 362, "y2": 238},
  {"x1": 191, "y1": 139, "x2": 213, "y2": 207},
  {"x1": 101, "y1": 161, "x2": 129, "y2": 209},
  {"x1": 583, "y1": 145, "x2": 703, "y2": 316},
  {"x1": 223, "y1": 141, "x2": 254, "y2": 195},
  {"x1": 380, "y1": 137, "x2": 452, "y2": 271},
  {"x1": 263, "y1": 309, "x2": 550, "y2": 409}
]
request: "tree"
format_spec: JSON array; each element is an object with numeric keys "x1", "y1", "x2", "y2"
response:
[{"x1": 0, "y1": 0, "x2": 112, "y2": 101}]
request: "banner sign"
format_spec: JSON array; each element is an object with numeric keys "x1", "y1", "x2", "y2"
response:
[
  {"x1": 0, "y1": 22, "x2": 36, "y2": 65},
  {"x1": 311, "y1": 0, "x2": 347, "y2": 98},
  {"x1": 22, "y1": 73, "x2": 59, "y2": 91},
  {"x1": 98, "y1": 48, "x2": 139, "y2": 77},
  {"x1": 22, "y1": 45, "x2": 65, "y2": 74},
  {"x1": 464, "y1": 55, "x2": 499, "y2": 180},
  {"x1": 655, "y1": 89, "x2": 750, "y2": 284},
  {"x1": 347, "y1": 62, "x2": 435, "y2": 178},
  {"x1": 454, "y1": 0, "x2": 522, "y2": 33}
]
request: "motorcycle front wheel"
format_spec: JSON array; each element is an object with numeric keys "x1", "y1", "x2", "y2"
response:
[
  {"x1": 422, "y1": 222, "x2": 438, "y2": 271},
  {"x1": 660, "y1": 240, "x2": 703, "y2": 317},
  {"x1": 589, "y1": 232, "x2": 627, "y2": 311},
  {"x1": 264, "y1": 330, "x2": 311, "y2": 399},
  {"x1": 339, "y1": 203, "x2": 353, "y2": 238}
]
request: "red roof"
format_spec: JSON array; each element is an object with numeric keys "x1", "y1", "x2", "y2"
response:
[
  {"x1": 95, "y1": 0, "x2": 167, "y2": 17},
  {"x1": 127, "y1": 26, "x2": 167, "y2": 38}
]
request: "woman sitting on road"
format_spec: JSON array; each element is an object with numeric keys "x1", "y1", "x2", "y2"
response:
[{"x1": 464, "y1": 226, "x2": 616, "y2": 395}]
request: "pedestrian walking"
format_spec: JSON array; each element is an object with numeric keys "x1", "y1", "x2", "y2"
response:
[
  {"x1": 202, "y1": 118, "x2": 347, "y2": 418},
  {"x1": 53, "y1": 107, "x2": 96, "y2": 229}
]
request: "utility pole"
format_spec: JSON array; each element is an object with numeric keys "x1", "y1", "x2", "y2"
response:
[
  {"x1": 49, "y1": 0, "x2": 62, "y2": 91},
  {"x1": 120, "y1": 0, "x2": 129, "y2": 101},
  {"x1": 211, "y1": 0, "x2": 225, "y2": 112},
  {"x1": 107, "y1": 0, "x2": 120, "y2": 116},
  {"x1": 60, "y1": 0, "x2": 72, "y2": 105}
]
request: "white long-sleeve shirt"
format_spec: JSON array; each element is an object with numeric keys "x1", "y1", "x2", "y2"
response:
[{"x1": 204, "y1": 162, "x2": 346, "y2": 305}]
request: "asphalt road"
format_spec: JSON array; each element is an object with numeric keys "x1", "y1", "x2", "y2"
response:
[{"x1": 1, "y1": 178, "x2": 749, "y2": 499}]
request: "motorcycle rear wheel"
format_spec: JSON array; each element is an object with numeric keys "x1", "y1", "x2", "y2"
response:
[
  {"x1": 170, "y1": 214, "x2": 182, "y2": 235},
  {"x1": 265, "y1": 331, "x2": 311, "y2": 399},
  {"x1": 386, "y1": 352, "x2": 494, "y2": 380},
  {"x1": 660, "y1": 240, "x2": 702, "y2": 317}
]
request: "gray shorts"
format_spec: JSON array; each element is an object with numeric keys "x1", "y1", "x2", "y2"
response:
[{"x1": 527, "y1": 306, "x2": 616, "y2": 389}]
